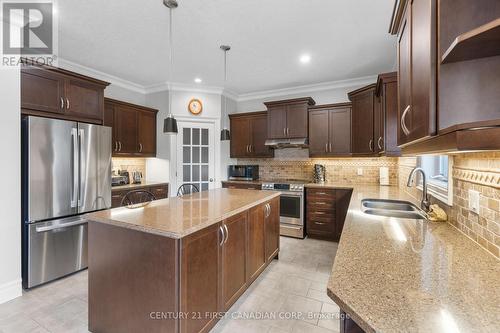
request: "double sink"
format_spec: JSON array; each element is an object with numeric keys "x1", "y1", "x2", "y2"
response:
[{"x1": 361, "y1": 199, "x2": 428, "y2": 220}]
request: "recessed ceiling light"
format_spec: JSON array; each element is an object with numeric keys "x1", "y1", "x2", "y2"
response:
[
  {"x1": 300, "y1": 54, "x2": 311, "y2": 64},
  {"x1": 194, "y1": 78, "x2": 202, "y2": 83}
]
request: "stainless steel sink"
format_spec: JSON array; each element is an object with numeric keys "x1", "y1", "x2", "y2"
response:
[{"x1": 361, "y1": 199, "x2": 428, "y2": 220}]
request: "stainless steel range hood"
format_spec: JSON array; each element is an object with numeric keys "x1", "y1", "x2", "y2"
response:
[{"x1": 264, "y1": 138, "x2": 308, "y2": 149}]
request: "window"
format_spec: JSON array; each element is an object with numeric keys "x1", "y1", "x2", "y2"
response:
[{"x1": 417, "y1": 155, "x2": 453, "y2": 205}]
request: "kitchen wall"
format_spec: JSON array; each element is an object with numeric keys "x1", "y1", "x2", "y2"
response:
[
  {"x1": 0, "y1": 67, "x2": 22, "y2": 304},
  {"x1": 398, "y1": 153, "x2": 500, "y2": 259},
  {"x1": 238, "y1": 148, "x2": 398, "y2": 185},
  {"x1": 112, "y1": 158, "x2": 147, "y2": 180}
]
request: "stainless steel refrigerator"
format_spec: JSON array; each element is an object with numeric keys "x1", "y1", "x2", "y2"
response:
[{"x1": 22, "y1": 116, "x2": 112, "y2": 288}]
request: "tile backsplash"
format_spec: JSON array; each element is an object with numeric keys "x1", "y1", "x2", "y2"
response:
[
  {"x1": 398, "y1": 152, "x2": 500, "y2": 259},
  {"x1": 112, "y1": 158, "x2": 146, "y2": 180}
]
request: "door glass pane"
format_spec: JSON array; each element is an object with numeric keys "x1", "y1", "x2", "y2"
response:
[
  {"x1": 183, "y1": 147, "x2": 191, "y2": 163},
  {"x1": 201, "y1": 183, "x2": 209, "y2": 191},
  {"x1": 183, "y1": 165, "x2": 191, "y2": 182},
  {"x1": 192, "y1": 128, "x2": 200, "y2": 145},
  {"x1": 192, "y1": 165, "x2": 200, "y2": 182},
  {"x1": 201, "y1": 129, "x2": 209, "y2": 145},
  {"x1": 201, "y1": 147, "x2": 208, "y2": 163},
  {"x1": 201, "y1": 165, "x2": 208, "y2": 181},
  {"x1": 183, "y1": 128, "x2": 191, "y2": 145},
  {"x1": 192, "y1": 147, "x2": 200, "y2": 163}
]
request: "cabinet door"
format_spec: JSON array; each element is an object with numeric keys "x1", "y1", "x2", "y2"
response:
[
  {"x1": 113, "y1": 106, "x2": 138, "y2": 154},
  {"x1": 247, "y1": 204, "x2": 266, "y2": 282},
  {"x1": 351, "y1": 91, "x2": 375, "y2": 155},
  {"x1": 267, "y1": 106, "x2": 287, "y2": 139},
  {"x1": 397, "y1": 8, "x2": 411, "y2": 146},
  {"x1": 180, "y1": 223, "x2": 222, "y2": 333},
  {"x1": 21, "y1": 68, "x2": 65, "y2": 114},
  {"x1": 329, "y1": 108, "x2": 351, "y2": 155},
  {"x1": 374, "y1": 94, "x2": 384, "y2": 153},
  {"x1": 230, "y1": 117, "x2": 250, "y2": 158},
  {"x1": 309, "y1": 110, "x2": 330, "y2": 156},
  {"x1": 65, "y1": 78, "x2": 104, "y2": 123},
  {"x1": 384, "y1": 80, "x2": 401, "y2": 155},
  {"x1": 222, "y1": 212, "x2": 248, "y2": 311},
  {"x1": 265, "y1": 198, "x2": 280, "y2": 262},
  {"x1": 137, "y1": 111, "x2": 156, "y2": 156},
  {"x1": 286, "y1": 103, "x2": 308, "y2": 138},
  {"x1": 250, "y1": 115, "x2": 273, "y2": 157}
]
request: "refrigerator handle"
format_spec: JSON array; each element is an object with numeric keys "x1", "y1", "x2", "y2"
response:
[
  {"x1": 71, "y1": 128, "x2": 79, "y2": 208},
  {"x1": 78, "y1": 128, "x2": 84, "y2": 207}
]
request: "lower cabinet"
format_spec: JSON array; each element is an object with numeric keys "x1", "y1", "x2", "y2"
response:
[
  {"x1": 306, "y1": 188, "x2": 352, "y2": 241},
  {"x1": 221, "y1": 182, "x2": 262, "y2": 190},
  {"x1": 111, "y1": 183, "x2": 169, "y2": 208},
  {"x1": 180, "y1": 198, "x2": 280, "y2": 333}
]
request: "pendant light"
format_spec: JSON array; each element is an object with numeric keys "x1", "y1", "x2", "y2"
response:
[
  {"x1": 220, "y1": 45, "x2": 231, "y2": 141},
  {"x1": 163, "y1": 0, "x2": 178, "y2": 134}
]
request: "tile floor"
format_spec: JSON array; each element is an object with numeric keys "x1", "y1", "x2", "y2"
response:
[{"x1": 0, "y1": 237, "x2": 340, "y2": 333}]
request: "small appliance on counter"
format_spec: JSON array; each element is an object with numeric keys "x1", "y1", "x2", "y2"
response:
[
  {"x1": 313, "y1": 164, "x2": 326, "y2": 183},
  {"x1": 228, "y1": 165, "x2": 259, "y2": 181},
  {"x1": 132, "y1": 171, "x2": 143, "y2": 184},
  {"x1": 112, "y1": 175, "x2": 128, "y2": 187}
]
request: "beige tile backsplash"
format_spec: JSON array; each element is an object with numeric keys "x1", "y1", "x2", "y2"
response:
[
  {"x1": 112, "y1": 158, "x2": 146, "y2": 179},
  {"x1": 398, "y1": 152, "x2": 500, "y2": 259}
]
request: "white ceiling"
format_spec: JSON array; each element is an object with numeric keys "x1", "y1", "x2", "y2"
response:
[{"x1": 57, "y1": 0, "x2": 397, "y2": 95}]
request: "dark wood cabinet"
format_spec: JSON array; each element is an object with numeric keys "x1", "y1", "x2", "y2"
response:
[
  {"x1": 265, "y1": 197, "x2": 280, "y2": 262},
  {"x1": 306, "y1": 188, "x2": 352, "y2": 241},
  {"x1": 349, "y1": 85, "x2": 377, "y2": 155},
  {"x1": 222, "y1": 212, "x2": 248, "y2": 310},
  {"x1": 104, "y1": 98, "x2": 158, "y2": 157},
  {"x1": 111, "y1": 183, "x2": 169, "y2": 208},
  {"x1": 222, "y1": 182, "x2": 262, "y2": 190},
  {"x1": 21, "y1": 63, "x2": 109, "y2": 124},
  {"x1": 247, "y1": 204, "x2": 266, "y2": 283},
  {"x1": 264, "y1": 97, "x2": 316, "y2": 139},
  {"x1": 309, "y1": 103, "x2": 352, "y2": 157},
  {"x1": 180, "y1": 223, "x2": 222, "y2": 333},
  {"x1": 229, "y1": 112, "x2": 274, "y2": 158},
  {"x1": 376, "y1": 72, "x2": 400, "y2": 156}
]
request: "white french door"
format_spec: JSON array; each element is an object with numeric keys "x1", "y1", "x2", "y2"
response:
[{"x1": 176, "y1": 121, "x2": 215, "y2": 194}]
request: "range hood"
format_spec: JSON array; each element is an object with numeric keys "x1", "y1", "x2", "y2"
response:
[{"x1": 264, "y1": 138, "x2": 309, "y2": 149}]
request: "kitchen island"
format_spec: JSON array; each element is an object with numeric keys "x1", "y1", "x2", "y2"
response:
[{"x1": 86, "y1": 188, "x2": 280, "y2": 333}]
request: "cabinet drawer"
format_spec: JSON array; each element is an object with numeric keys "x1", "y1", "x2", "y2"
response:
[
  {"x1": 307, "y1": 188, "x2": 335, "y2": 199},
  {"x1": 150, "y1": 186, "x2": 168, "y2": 199},
  {"x1": 307, "y1": 219, "x2": 334, "y2": 233},
  {"x1": 307, "y1": 200, "x2": 335, "y2": 210},
  {"x1": 307, "y1": 210, "x2": 335, "y2": 219},
  {"x1": 111, "y1": 194, "x2": 124, "y2": 208}
]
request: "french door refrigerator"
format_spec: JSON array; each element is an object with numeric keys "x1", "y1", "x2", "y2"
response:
[{"x1": 21, "y1": 116, "x2": 112, "y2": 288}]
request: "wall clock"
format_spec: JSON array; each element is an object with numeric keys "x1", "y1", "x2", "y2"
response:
[{"x1": 188, "y1": 98, "x2": 203, "y2": 115}]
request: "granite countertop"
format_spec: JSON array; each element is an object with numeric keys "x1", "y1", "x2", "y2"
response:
[
  {"x1": 86, "y1": 188, "x2": 280, "y2": 239},
  {"x1": 112, "y1": 181, "x2": 169, "y2": 191},
  {"x1": 326, "y1": 184, "x2": 500, "y2": 333}
]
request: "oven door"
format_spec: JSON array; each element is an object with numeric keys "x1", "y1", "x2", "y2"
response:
[{"x1": 279, "y1": 191, "x2": 303, "y2": 226}]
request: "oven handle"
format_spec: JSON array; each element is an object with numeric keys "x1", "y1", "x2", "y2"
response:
[{"x1": 282, "y1": 225, "x2": 303, "y2": 230}]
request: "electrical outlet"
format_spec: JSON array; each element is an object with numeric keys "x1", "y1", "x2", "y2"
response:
[
  {"x1": 357, "y1": 168, "x2": 363, "y2": 176},
  {"x1": 469, "y1": 190, "x2": 480, "y2": 214}
]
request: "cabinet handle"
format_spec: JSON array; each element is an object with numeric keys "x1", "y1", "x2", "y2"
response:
[
  {"x1": 223, "y1": 224, "x2": 229, "y2": 244},
  {"x1": 401, "y1": 105, "x2": 411, "y2": 136},
  {"x1": 66, "y1": 98, "x2": 70, "y2": 110},
  {"x1": 316, "y1": 192, "x2": 327, "y2": 195},
  {"x1": 286, "y1": 128, "x2": 289, "y2": 136},
  {"x1": 329, "y1": 142, "x2": 332, "y2": 153},
  {"x1": 249, "y1": 145, "x2": 252, "y2": 153},
  {"x1": 118, "y1": 141, "x2": 122, "y2": 152},
  {"x1": 219, "y1": 226, "x2": 224, "y2": 246},
  {"x1": 114, "y1": 141, "x2": 118, "y2": 152},
  {"x1": 139, "y1": 143, "x2": 143, "y2": 153},
  {"x1": 314, "y1": 222, "x2": 326, "y2": 225},
  {"x1": 315, "y1": 202, "x2": 327, "y2": 205},
  {"x1": 369, "y1": 139, "x2": 374, "y2": 152},
  {"x1": 313, "y1": 211, "x2": 326, "y2": 215},
  {"x1": 377, "y1": 137, "x2": 383, "y2": 150},
  {"x1": 283, "y1": 128, "x2": 286, "y2": 136},
  {"x1": 325, "y1": 143, "x2": 328, "y2": 152},
  {"x1": 60, "y1": 97, "x2": 64, "y2": 109}
]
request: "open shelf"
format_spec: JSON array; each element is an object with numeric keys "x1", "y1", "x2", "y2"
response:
[{"x1": 441, "y1": 18, "x2": 500, "y2": 64}]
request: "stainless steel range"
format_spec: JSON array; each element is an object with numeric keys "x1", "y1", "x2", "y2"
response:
[{"x1": 261, "y1": 181, "x2": 305, "y2": 238}]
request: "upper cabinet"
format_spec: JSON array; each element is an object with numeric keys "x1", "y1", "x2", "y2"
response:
[
  {"x1": 229, "y1": 112, "x2": 274, "y2": 158},
  {"x1": 376, "y1": 72, "x2": 400, "y2": 156},
  {"x1": 264, "y1": 97, "x2": 315, "y2": 139},
  {"x1": 104, "y1": 98, "x2": 158, "y2": 157},
  {"x1": 348, "y1": 84, "x2": 377, "y2": 156},
  {"x1": 21, "y1": 63, "x2": 109, "y2": 124},
  {"x1": 308, "y1": 103, "x2": 351, "y2": 157}
]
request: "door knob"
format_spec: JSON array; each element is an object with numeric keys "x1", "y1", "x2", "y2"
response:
[{"x1": 209, "y1": 178, "x2": 214, "y2": 182}]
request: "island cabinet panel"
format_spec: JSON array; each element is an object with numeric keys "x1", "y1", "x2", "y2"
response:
[
  {"x1": 265, "y1": 197, "x2": 280, "y2": 262},
  {"x1": 247, "y1": 204, "x2": 267, "y2": 282},
  {"x1": 180, "y1": 223, "x2": 223, "y2": 333},
  {"x1": 221, "y1": 212, "x2": 248, "y2": 311},
  {"x1": 88, "y1": 222, "x2": 179, "y2": 333}
]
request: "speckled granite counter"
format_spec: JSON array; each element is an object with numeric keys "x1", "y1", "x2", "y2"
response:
[
  {"x1": 326, "y1": 184, "x2": 500, "y2": 333},
  {"x1": 86, "y1": 188, "x2": 280, "y2": 239},
  {"x1": 111, "y1": 181, "x2": 168, "y2": 191}
]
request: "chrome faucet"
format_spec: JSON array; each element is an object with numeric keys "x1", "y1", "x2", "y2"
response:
[{"x1": 407, "y1": 167, "x2": 431, "y2": 212}]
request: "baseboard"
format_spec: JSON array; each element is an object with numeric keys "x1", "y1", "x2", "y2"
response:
[{"x1": 0, "y1": 279, "x2": 22, "y2": 304}]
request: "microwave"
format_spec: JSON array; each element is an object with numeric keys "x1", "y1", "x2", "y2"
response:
[{"x1": 228, "y1": 165, "x2": 259, "y2": 181}]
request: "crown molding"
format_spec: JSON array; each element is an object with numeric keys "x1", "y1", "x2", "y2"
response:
[
  {"x1": 236, "y1": 75, "x2": 378, "y2": 102},
  {"x1": 57, "y1": 58, "x2": 147, "y2": 94}
]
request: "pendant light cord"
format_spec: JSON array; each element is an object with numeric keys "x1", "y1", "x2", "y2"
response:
[
  {"x1": 223, "y1": 49, "x2": 227, "y2": 128},
  {"x1": 168, "y1": 7, "x2": 173, "y2": 117}
]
